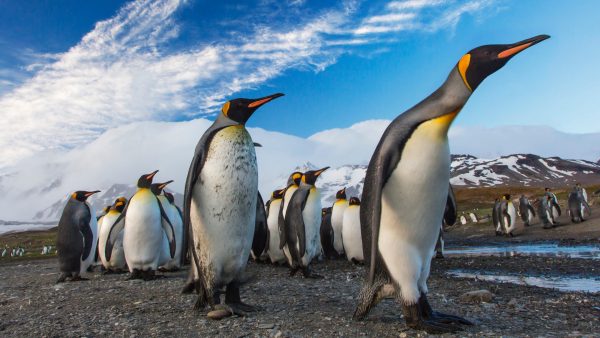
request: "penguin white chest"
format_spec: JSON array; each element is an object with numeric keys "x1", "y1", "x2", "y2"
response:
[
  {"x1": 378, "y1": 120, "x2": 451, "y2": 302},
  {"x1": 300, "y1": 188, "x2": 322, "y2": 266},
  {"x1": 191, "y1": 126, "x2": 258, "y2": 285},
  {"x1": 342, "y1": 206, "x2": 363, "y2": 262},
  {"x1": 123, "y1": 189, "x2": 163, "y2": 270},
  {"x1": 267, "y1": 199, "x2": 285, "y2": 263},
  {"x1": 331, "y1": 200, "x2": 348, "y2": 254}
]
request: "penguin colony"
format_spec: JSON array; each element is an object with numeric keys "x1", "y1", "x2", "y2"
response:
[
  {"x1": 490, "y1": 183, "x2": 592, "y2": 236},
  {"x1": 52, "y1": 35, "x2": 549, "y2": 333}
]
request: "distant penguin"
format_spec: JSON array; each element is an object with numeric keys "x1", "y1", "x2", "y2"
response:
[
  {"x1": 468, "y1": 212, "x2": 478, "y2": 223},
  {"x1": 331, "y1": 187, "x2": 348, "y2": 257},
  {"x1": 459, "y1": 214, "x2": 467, "y2": 225},
  {"x1": 353, "y1": 35, "x2": 549, "y2": 333},
  {"x1": 502, "y1": 194, "x2": 518, "y2": 236},
  {"x1": 251, "y1": 192, "x2": 269, "y2": 262},
  {"x1": 278, "y1": 171, "x2": 303, "y2": 264},
  {"x1": 342, "y1": 197, "x2": 363, "y2": 264},
  {"x1": 538, "y1": 196, "x2": 555, "y2": 229},
  {"x1": 266, "y1": 189, "x2": 286, "y2": 264},
  {"x1": 545, "y1": 188, "x2": 561, "y2": 222},
  {"x1": 151, "y1": 180, "x2": 184, "y2": 271},
  {"x1": 105, "y1": 171, "x2": 176, "y2": 280},
  {"x1": 1, "y1": 247, "x2": 7, "y2": 257},
  {"x1": 436, "y1": 185, "x2": 457, "y2": 259},
  {"x1": 183, "y1": 93, "x2": 283, "y2": 315},
  {"x1": 518, "y1": 195, "x2": 536, "y2": 226},
  {"x1": 568, "y1": 188, "x2": 591, "y2": 223},
  {"x1": 319, "y1": 207, "x2": 336, "y2": 259},
  {"x1": 282, "y1": 168, "x2": 329, "y2": 277},
  {"x1": 98, "y1": 197, "x2": 128, "y2": 272},
  {"x1": 492, "y1": 199, "x2": 503, "y2": 235},
  {"x1": 56, "y1": 190, "x2": 100, "y2": 283}
]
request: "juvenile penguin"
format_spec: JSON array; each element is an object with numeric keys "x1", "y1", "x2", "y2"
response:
[
  {"x1": 183, "y1": 93, "x2": 284, "y2": 315},
  {"x1": 568, "y1": 188, "x2": 591, "y2": 223},
  {"x1": 320, "y1": 207, "x2": 336, "y2": 259},
  {"x1": 251, "y1": 192, "x2": 268, "y2": 262},
  {"x1": 501, "y1": 194, "x2": 518, "y2": 236},
  {"x1": 331, "y1": 187, "x2": 348, "y2": 257},
  {"x1": 266, "y1": 189, "x2": 286, "y2": 264},
  {"x1": 518, "y1": 195, "x2": 536, "y2": 226},
  {"x1": 98, "y1": 197, "x2": 128, "y2": 272},
  {"x1": 352, "y1": 35, "x2": 549, "y2": 333},
  {"x1": 56, "y1": 190, "x2": 100, "y2": 283},
  {"x1": 282, "y1": 167, "x2": 329, "y2": 277},
  {"x1": 105, "y1": 171, "x2": 176, "y2": 280},
  {"x1": 342, "y1": 197, "x2": 363, "y2": 264}
]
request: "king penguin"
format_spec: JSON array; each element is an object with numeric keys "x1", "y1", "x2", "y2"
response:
[
  {"x1": 319, "y1": 207, "x2": 336, "y2": 259},
  {"x1": 98, "y1": 197, "x2": 128, "y2": 272},
  {"x1": 352, "y1": 35, "x2": 549, "y2": 333},
  {"x1": 266, "y1": 189, "x2": 286, "y2": 264},
  {"x1": 152, "y1": 180, "x2": 184, "y2": 271},
  {"x1": 518, "y1": 195, "x2": 536, "y2": 226},
  {"x1": 164, "y1": 191, "x2": 186, "y2": 266},
  {"x1": 56, "y1": 190, "x2": 100, "y2": 283},
  {"x1": 104, "y1": 170, "x2": 176, "y2": 280},
  {"x1": 282, "y1": 167, "x2": 329, "y2": 277},
  {"x1": 501, "y1": 194, "x2": 519, "y2": 236},
  {"x1": 278, "y1": 171, "x2": 302, "y2": 263},
  {"x1": 342, "y1": 197, "x2": 363, "y2": 264},
  {"x1": 183, "y1": 93, "x2": 284, "y2": 316},
  {"x1": 251, "y1": 192, "x2": 269, "y2": 262},
  {"x1": 331, "y1": 187, "x2": 348, "y2": 257},
  {"x1": 568, "y1": 187, "x2": 591, "y2": 223}
]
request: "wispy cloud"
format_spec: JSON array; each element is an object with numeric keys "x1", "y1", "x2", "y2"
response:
[{"x1": 0, "y1": 0, "x2": 495, "y2": 167}]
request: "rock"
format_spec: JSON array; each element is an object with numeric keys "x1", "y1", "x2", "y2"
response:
[
  {"x1": 508, "y1": 298, "x2": 518, "y2": 307},
  {"x1": 459, "y1": 290, "x2": 494, "y2": 303},
  {"x1": 207, "y1": 309, "x2": 232, "y2": 320},
  {"x1": 258, "y1": 323, "x2": 275, "y2": 329}
]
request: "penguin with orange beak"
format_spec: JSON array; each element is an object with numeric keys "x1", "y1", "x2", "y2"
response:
[
  {"x1": 56, "y1": 190, "x2": 100, "y2": 283},
  {"x1": 183, "y1": 93, "x2": 284, "y2": 317},
  {"x1": 353, "y1": 35, "x2": 550, "y2": 333}
]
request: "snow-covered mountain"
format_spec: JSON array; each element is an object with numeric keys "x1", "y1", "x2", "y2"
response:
[
  {"x1": 450, "y1": 154, "x2": 600, "y2": 187},
  {"x1": 33, "y1": 184, "x2": 183, "y2": 221}
]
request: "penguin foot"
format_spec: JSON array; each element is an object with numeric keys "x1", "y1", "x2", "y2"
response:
[
  {"x1": 301, "y1": 267, "x2": 323, "y2": 279},
  {"x1": 289, "y1": 267, "x2": 299, "y2": 276},
  {"x1": 56, "y1": 272, "x2": 70, "y2": 284},
  {"x1": 181, "y1": 281, "x2": 196, "y2": 294},
  {"x1": 418, "y1": 293, "x2": 473, "y2": 326},
  {"x1": 225, "y1": 302, "x2": 260, "y2": 316},
  {"x1": 70, "y1": 276, "x2": 89, "y2": 282},
  {"x1": 403, "y1": 302, "x2": 462, "y2": 334},
  {"x1": 127, "y1": 269, "x2": 143, "y2": 280}
]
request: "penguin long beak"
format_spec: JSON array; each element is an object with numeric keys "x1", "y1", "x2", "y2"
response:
[
  {"x1": 314, "y1": 167, "x2": 330, "y2": 177},
  {"x1": 498, "y1": 34, "x2": 550, "y2": 59},
  {"x1": 146, "y1": 170, "x2": 159, "y2": 180},
  {"x1": 247, "y1": 93, "x2": 285, "y2": 108},
  {"x1": 158, "y1": 180, "x2": 174, "y2": 190},
  {"x1": 84, "y1": 190, "x2": 101, "y2": 197}
]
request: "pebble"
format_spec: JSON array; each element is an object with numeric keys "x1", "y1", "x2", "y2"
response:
[
  {"x1": 459, "y1": 290, "x2": 495, "y2": 303},
  {"x1": 258, "y1": 323, "x2": 275, "y2": 329},
  {"x1": 207, "y1": 309, "x2": 233, "y2": 320}
]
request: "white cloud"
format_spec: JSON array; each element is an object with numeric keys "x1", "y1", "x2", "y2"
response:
[{"x1": 0, "y1": 117, "x2": 597, "y2": 221}]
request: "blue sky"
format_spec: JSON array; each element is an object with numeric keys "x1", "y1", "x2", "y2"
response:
[{"x1": 0, "y1": 0, "x2": 599, "y2": 167}]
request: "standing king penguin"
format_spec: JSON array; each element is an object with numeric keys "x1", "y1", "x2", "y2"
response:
[
  {"x1": 319, "y1": 207, "x2": 336, "y2": 259},
  {"x1": 518, "y1": 195, "x2": 536, "y2": 227},
  {"x1": 183, "y1": 93, "x2": 284, "y2": 316},
  {"x1": 251, "y1": 192, "x2": 269, "y2": 262},
  {"x1": 266, "y1": 189, "x2": 286, "y2": 264},
  {"x1": 353, "y1": 35, "x2": 549, "y2": 333},
  {"x1": 331, "y1": 187, "x2": 348, "y2": 257},
  {"x1": 342, "y1": 197, "x2": 363, "y2": 264},
  {"x1": 282, "y1": 168, "x2": 329, "y2": 277},
  {"x1": 98, "y1": 197, "x2": 128, "y2": 272},
  {"x1": 152, "y1": 180, "x2": 184, "y2": 271},
  {"x1": 105, "y1": 170, "x2": 176, "y2": 280},
  {"x1": 56, "y1": 190, "x2": 100, "y2": 283},
  {"x1": 501, "y1": 194, "x2": 518, "y2": 236},
  {"x1": 278, "y1": 171, "x2": 303, "y2": 263}
]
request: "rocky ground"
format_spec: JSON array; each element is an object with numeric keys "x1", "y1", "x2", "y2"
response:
[{"x1": 1, "y1": 202, "x2": 599, "y2": 337}]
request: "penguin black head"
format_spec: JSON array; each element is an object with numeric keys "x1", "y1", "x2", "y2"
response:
[
  {"x1": 271, "y1": 189, "x2": 285, "y2": 200},
  {"x1": 137, "y1": 170, "x2": 159, "y2": 189},
  {"x1": 322, "y1": 207, "x2": 332, "y2": 216},
  {"x1": 164, "y1": 192, "x2": 175, "y2": 204},
  {"x1": 151, "y1": 180, "x2": 173, "y2": 195},
  {"x1": 221, "y1": 93, "x2": 284, "y2": 125},
  {"x1": 301, "y1": 167, "x2": 329, "y2": 186},
  {"x1": 457, "y1": 34, "x2": 550, "y2": 91},
  {"x1": 71, "y1": 190, "x2": 100, "y2": 202},
  {"x1": 349, "y1": 197, "x2": 361, "y2": 206},
  {"x1": 335, "y1": 188, "x2": 347, "y2": 200},
  {"x1": 113, "y1": 197, "x2": 127, "y2": 212},
  {"x1": 287, "y1": 172, "x2": 303, "y2": 186}
]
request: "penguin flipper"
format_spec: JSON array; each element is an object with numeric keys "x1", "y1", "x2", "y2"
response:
[
  {"x1": 528, "y1": 204, "x2": 536, "y2": 217},
  {"x1": 286, "y1": 188, "x2": 310, "y2": 258},
  {"x1": 105, "y1": 202, "x2": 128, "y2": 261},
  {"x1": 443, "y1": 184, "x2": 457, "y2": 226},
  {"x1": 173, "y1": 205, "x2": 187, "y2": 265},
  {"x1": 79, "y1": 220, "x2": 94, "y2": 261},
  {"x1": 552, "y1": 201, "x2": 562, "y2": 216},
  {"x1": 253, "y1": 192, "x2": 268, "y2": 257},
  {"x1": 278, "y1": 187, "x2": 289, "y2": 250},
  {"x1": 157, "y1": 198, "x2": 176, "y2": 259}
]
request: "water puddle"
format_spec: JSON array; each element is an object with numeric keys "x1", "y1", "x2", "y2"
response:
[
  {"x1": 445, "y1": 243, "x2": 600, "y2": 260},
  {"x1": 448, "y1": 270, "x2": 600, "y2": 293}
]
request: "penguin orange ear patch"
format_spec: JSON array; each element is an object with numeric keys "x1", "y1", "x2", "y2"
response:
[
  {"x1": 458, "y1": 54, "x2": 472, "y2": 91},
  {"x1": 222, "y1": 101, "x2": 231, "y2": 116}
]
